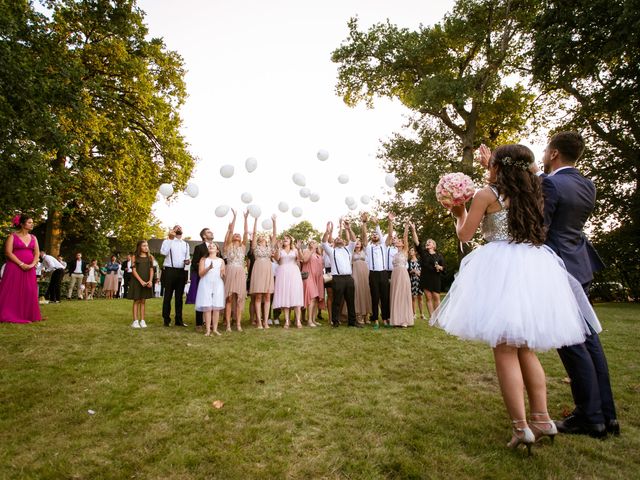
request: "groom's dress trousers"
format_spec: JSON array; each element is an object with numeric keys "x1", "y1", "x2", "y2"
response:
[
  {"x1": 366, "y1": 242, "x2": 390, "y2": 321},
  {"x1": 542, "y1": 168, "x2": 616, "y2": 425},
  {"x1": 322, "y1": 241, "x2": 356, "y2": 326}
]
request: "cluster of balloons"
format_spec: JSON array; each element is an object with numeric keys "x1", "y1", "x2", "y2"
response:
[{"x1": 158, "y1": 182, "x2": 199, "y2": 199}]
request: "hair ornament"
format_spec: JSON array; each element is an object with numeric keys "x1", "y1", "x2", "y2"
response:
[
  {"x1": 12, "y1": 215, "x2": 21, "y2": 227},
  {"x1": 500, "y1": 155, "x2": 529, "y2": 170}
]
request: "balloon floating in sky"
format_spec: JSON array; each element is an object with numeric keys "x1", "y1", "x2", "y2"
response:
[
  {"x1": 310, "y1": 192, "x2": 320, "y2": 202},
  {"x1": 185, "y1": 183, "x2": 199, "y2": 198},
  {"x1": 317, "y1": 149, "x2": 329, "y2": 161},
  {"x1": 348, "y1": 202, "x2": 358, "y2": 211},
  {"x1": 220, "y1": 165, "x2": 234, "y2": 178},
  {"x1": 158, "y1": 183, "x2": 174, "y2": 198},
  {"x1": 292, "y1": 207, "x2": 303, "y2": 218},
  {"x1": 261, "y1": 218, "x2": 273, "y2": 230},
  {"x1": 385, "y1": 173, "x2": 397, "y2": 188},
  {"x1": 248, "y1": 204, "x2": 262, "y2": 218},
  {"x1": 215, "y1": 205, "x2": 230, "y2": 217},
  {"x1": 299, "y1": 187, "x2": 311, "y2": 198},
  {"x1": 245, "y1": 157, "x2": 257, "y2": 173},
  {"x1": 345, "y1": 196, "x2": 355, "y2": 207},
  {"x1": 360, "y1": 195, "x2": 371, "y2": 205},
  {"x1": 241, "y1": 192, "x2": 253, "y2": 204},
  {"x1": 337, "y1": 174, "x2": 349, "y2": 184},
  {"x1": 292, "y1": 173, "x2": 306, "y2": 187},
  {"x1": 278, "y1": 201, "x2": 289, "y2": 213}
]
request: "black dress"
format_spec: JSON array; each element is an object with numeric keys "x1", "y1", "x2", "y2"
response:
[
  {"x1": 416, "y1": 244, "x2": 445, "y2": 293},
  {"x1": 127, "y1": 256, "x2": 154, "y2": 300}
]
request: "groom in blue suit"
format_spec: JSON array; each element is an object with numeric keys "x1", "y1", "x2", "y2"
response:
[{"x1": 539, "y1": 132, "x2": 619, "y2": 438}]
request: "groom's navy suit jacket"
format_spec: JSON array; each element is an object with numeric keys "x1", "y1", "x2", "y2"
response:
[{"x1": 541, "y1": 168, "x2": 605, "y2": 286}]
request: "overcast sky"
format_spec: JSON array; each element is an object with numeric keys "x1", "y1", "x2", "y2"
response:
[{"x1": 139, "y1": 0, "x2": 459, "y2": 239}]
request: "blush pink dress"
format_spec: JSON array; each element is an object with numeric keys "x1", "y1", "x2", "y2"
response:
[
  {"x1": 301, "y1": 251, "x2": 325, "y2": 308},
  {"x1": 389, "y1": 251, "x2": 414, "y2": 326},
  {"x1": 0, "y1": 234, "x2": 42, "y2": 323},
  {"x1": 272, "y1": 249, "x2": 304, "y2": 308}
]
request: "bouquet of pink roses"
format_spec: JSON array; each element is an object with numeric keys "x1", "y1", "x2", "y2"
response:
[{"x1": 435, "y1": 172, "x2": 476, "y2": 209}]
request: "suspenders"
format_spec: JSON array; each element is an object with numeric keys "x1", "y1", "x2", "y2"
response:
[{"x1": 333, "y1": 247, "x2": 351, "y2": 274}]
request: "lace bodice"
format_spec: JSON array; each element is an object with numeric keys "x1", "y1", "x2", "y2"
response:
[
  {"x1": 481, "y1": 186, "x2": 510, "y2": 242},
  {"x1": 352, "y1": 251, "x2": 366, "y2": 262},
  {"x1": 226, "y1": 245, "x2": 245, "y2": 267},
  {"x1": 254, "y1": 244, "x2": 272, "y2": 259},
  {"x1": 392, "y1": 251, "x2": 408, "y2": 269},
  {"x1": 278, "y1": 249, "x2": 299, "y2": 266}
]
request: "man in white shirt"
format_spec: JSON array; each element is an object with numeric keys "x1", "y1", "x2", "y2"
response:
[
  {"x1": 361, "y1": 212, "x2": 395, "y2": 328},
  {"x1": 322, "y1": 219, "x2": 361, "y2": 328},
  {"x1": 122, "y1": 253, "x2": 133, "y2": 298},
  {"x1": 66, "y1": 252, "x2": 86, "y2": 300},
  {"x1": 160, "y1": 225, "x2": 191, "y2": 327},
  {"x1": 40, "y1": 251, "x2": 65, "y2": 303}
]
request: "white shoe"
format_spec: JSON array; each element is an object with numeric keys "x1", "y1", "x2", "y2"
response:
[
  {"x1": 274, "y1": 319, "x2": 280, "y2": 325},
  {"x1": 267, "y1": 318, "x2": 273, "y2": 325},
  {"x1": 132, "y1": 320, "x2": 141, "y2": 329},
  {"x1": 139, "y1": 320, "x2": 147, "y2": 328}
]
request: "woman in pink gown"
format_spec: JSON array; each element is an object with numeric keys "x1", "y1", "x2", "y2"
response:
[
  {"x1": 300, "y1": 239, "x2": 324, "y2": 327},
  {"x1": 0, "y1": 214, "x2": 42, "y2": 323},
  {"x1": 389, "y1": 223, "x2": 414, "y2": 327},
  {"x1": 272, "y1": 235, "x2": 304, "y2": 328}
]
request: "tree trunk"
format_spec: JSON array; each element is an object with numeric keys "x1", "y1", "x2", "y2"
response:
[{"x1": 44, "y1": 150, "x2": 65, "y2": 256}]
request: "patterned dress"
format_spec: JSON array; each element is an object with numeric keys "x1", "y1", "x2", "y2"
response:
[
  {"x1": 408, "y1": 259, "x2": 422, "y2": 296},
  {"x1": 224, "y1": 245, "x2": 247, "y2": 300}
]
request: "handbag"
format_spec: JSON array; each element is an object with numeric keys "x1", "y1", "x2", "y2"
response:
[
  {"x1": 322, "y1": 273, "x2": 333, "y2": 283},
  {"x1": 301, "y1": 271, "x2": 309, "y2": 280}
]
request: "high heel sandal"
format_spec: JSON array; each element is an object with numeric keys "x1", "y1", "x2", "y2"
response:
[
  {"x1": 507, "y1": 420, "x2": 535, "y2": 456},
  {"x1": 530, "y1": 413, "x2": 558, "y2": 443}
]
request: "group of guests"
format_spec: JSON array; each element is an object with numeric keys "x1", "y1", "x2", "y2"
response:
[{"x1": 157, "y1": 209, "x2": 446, "y2": 336}]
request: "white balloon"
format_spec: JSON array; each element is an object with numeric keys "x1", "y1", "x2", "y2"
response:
[
  {"x1": 317, "y1": 149, "x2": 329, "y2": 161},
  {"x1": 299, "y1": 187, "x2": 311, "y2": 198},
  {"x1": 215, "y1": 205, "x2": 230, "y2": 217},
  {"x1": 338, "y1": 174, "x2": 349, "y2": 184},
  {"x1": 360, "y1": 195, "x2": 371, "y2": 205},
  {"x1": 261, "y1": 218, "x2": 273, "y2": 230},
  {"x1": 292, "y1": 207, "x2": 303, "y2": 218},
  {"x1": 241, "y1": 192, "x2": 253, "y2": 204},
  {"x1": 292, "y1": 173, "x2": 306, "y2": 187},
  {"x1": 185, "y1": 183, "x2": 199, "y2": 198},
  {"x1": 248, "y1": 204, "x2": 262, "y2": 218},
  {"x1": 310, "y1": 192, "x2": 320, "y2": 202},
  {"x1": 245, "y1": 157, "x2": 257, "y2": 173},
  {"x1": 220, "y1": 165, "x2": 234, "y2": 178},
  {"x1": 385, "y1": 173, "x2": 397, "y2": 188},
  {"x1": 158, "y1": 183, "x2": 174, "y2": 198},
  {"x1": 348, "y1": 202, "x2": 358, "y2": 211},
  {"x1": 345, "y1": 196, "x2": 355, "y2": 206},
  {"x1": 278, "y1": 201, "x2": 289, "y2": 213}
]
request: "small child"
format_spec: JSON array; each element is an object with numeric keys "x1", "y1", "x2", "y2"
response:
[
  {"x1": 85, "y1": 260, "x2": 100, "y2": 300},
  {"x1": 195, "y1": 243, "x2": 225, "y2": 336},
  {"x1": 129, "y1": 240, "x2": 155, "y2": 328}
]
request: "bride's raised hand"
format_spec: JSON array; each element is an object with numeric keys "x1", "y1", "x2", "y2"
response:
[{"x1": 476, "y1": 144, "x2": 491, "y2": 169}]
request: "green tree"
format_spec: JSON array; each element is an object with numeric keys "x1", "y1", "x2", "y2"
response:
[
  {"x1": 0, "y1": 0, "x2": 195, "y2": 256},
  {"x1": 279, "y1": 221, "x2": 322, "y2": 243},
  {"x1": 530, "y1": 0, "x2": 640, "y2": 299}
]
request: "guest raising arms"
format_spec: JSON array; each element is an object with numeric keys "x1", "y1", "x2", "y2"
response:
[
  {"x1": 351, "y1": 237, "x2": 372, "y2": 325},
  {"x1": 410, "y1": 224, "x2": 445, "y2": 317},
  {"x1": 128, "y1": 240, "x2": 155, "y2": 329},
  {"x1": 272, "y1": 233, "x2": 304, "y2": 328},
  {"x1": 223, "y1": 210, "x2": 249, "y2": 332},
  {"x1": 389, "y1": 223, "x2": 414, "y2": 327},
  {"x1": 407, "y1": 243, "x2": 424, "y2": 319},
  {"x1": 0, "y1": 214, "x2": 42, "y2": 323},
  {"x1": 196, "y1": 242, "x2": 225, "y2": 336},
  {"x1": 249, "y1": 214, "x2": 277, "y2": 329},
  {"x1": 300, "y1": 239, "x2": 324, "y2": 327}
]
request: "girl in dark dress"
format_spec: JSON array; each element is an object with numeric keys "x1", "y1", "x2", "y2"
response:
[
  {"x1": 129, "y1": 240, "x2": 155, "y2": 328},
  {"x1": 408, "y1": 246, "x2": 424, "y2": 319},
  {"x1": 410, "y1": 224, "x2": 445, "y2": 317}
]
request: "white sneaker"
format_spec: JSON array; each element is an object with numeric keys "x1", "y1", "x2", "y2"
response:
[
  {"x1": 131, "y1": 320, "x2": 140, "y2": 328},
  {"x1": 267, "y1": 318, "x2": 273, "y2": 325},
  {"x1": 274, "y1": 319, "x2": 280, "y2": 325},
  {"x1": 139, "y1": 320, "x2": 147, "y2": 328}
]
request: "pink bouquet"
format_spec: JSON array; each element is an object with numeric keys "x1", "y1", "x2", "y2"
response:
[{"x1": 435, "y1": 173, "x2": 476, "y2": 209}]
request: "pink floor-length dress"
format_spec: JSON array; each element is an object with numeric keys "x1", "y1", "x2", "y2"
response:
[
  {"x1": 0, "y1": 234, "x2": 42, "y2": 323},
  {"x1": 301, "y1": 252, "x2": 325, "y2": 308},
  {"x1": 389, "y1": 251, "x2": 414, "y2": 326},
  {"x1": 272, "y1": 249, "x2": 304, "y2": 308}
]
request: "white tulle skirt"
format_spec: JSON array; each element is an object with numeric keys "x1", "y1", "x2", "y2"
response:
[{"x1": 430, "y1": 241, "x2": 601, "y2": 351}]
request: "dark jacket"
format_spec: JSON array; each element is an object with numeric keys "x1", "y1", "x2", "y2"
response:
[{"x1": 67, "y1": 259, "x2": 87, "y2": 276}]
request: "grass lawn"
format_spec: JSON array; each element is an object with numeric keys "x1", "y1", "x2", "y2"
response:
[{"x1": 1, "y1": 300, "x2": 639, "y2": 479}]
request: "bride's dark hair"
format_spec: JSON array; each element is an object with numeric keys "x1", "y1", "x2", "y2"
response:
[{"x1": 490, "y1": 144, "x2": 546, "y2": 246}]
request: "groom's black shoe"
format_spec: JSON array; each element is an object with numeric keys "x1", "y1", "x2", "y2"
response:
[
  {"x1": 606, "y1": 419, "x2": 621, "y2": 436},
  {"x1": 555, "y1": 414, "x2": 607, "y2": 438}
]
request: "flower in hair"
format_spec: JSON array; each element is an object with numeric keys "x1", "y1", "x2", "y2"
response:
[
  {"x1": 12, "y1": 215, "x2": 21, "y2": 227},
  {"x1": 501, "y1": 156, "x2": 529, "y2": 170}
]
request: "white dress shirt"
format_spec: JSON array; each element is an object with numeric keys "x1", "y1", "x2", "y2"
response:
[
  {"x1": 41, "y1": 254, "x2": 64, "y2": 272},
  {"x1": 366, "y1": 243, "x2": 387, "y2": 271},
  {"x1": 160, "y1": 238, "x2": 190, "y2": 269},
  {"x1": 72, "y1": 260, "x2": 83, "y2": 274},
  {"x1": 322, "y1": 241, "x2": 356, "y2": 275},
  {"x1": 385, "y1": 246, "x2": 398, "y2": 272}
]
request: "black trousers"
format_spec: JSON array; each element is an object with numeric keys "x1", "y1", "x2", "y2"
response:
[
  {"x1": 162, "y1": 267, "x2": 187, "y2": 325},
  {"x1": 331, "y1": 275, "x2": 356, "y2": 326},
  {"x1": 123, "y1": 272, "x2": 132, "y2": 298},
  {"x1": 369, "y1": 270, "x2": 390, "y2": 321},
  {"x1": 47, "y1": 268, "x2": 64, "y2": 302},
  {"x1": 557, "y1": 282, "x2": 617, "y2": 424}
]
